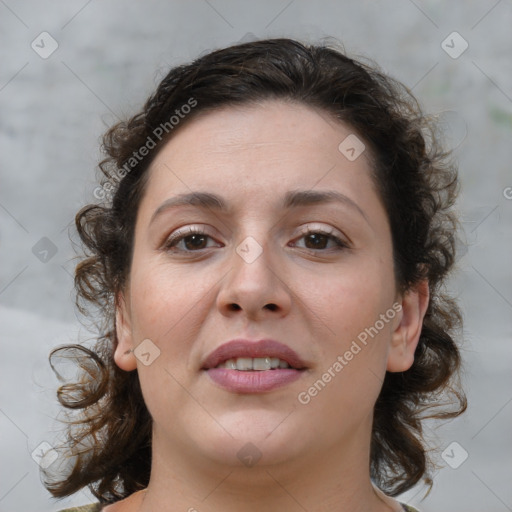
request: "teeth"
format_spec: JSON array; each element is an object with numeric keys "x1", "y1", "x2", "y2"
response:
[
  {"x1": 236, "y1": 357, "x2": 253, "y2": 371},
  {"x1": 215, "y1": 357, "x2": 291, "y2": 370},
  {"x1": 253, "y1": 357, "x2": 271, "y2": 370},
  {"x1": 225, "y1": 359, "x2": 237, "y2": 370}
]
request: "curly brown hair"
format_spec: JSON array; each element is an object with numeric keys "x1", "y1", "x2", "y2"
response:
[{"x1": 43, "y1": 37, "x2": 467, "y2": 504}]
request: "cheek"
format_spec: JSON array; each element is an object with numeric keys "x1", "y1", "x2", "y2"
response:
[
  {"x1": 297, "y1": 273, "x2": 395, "y2": 424},
  {"x1": 128, "y1": 258, "x2": 206, "y2": 333},
  {"x1": 298, "y1": 253, "x2": 396, "y2": 407},
  {"x1": 304, "y1": 256, "x2": 395, "y2": 337},
  {"x1": 127, "y1": 258, "x2": 219, "y2": 386},
  {"x1": 127, "y1": 261, "x2": 211, "y2": 424}
]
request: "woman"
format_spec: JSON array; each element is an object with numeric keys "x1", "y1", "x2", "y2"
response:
[{"x1": 45, "y1": 38, "x2": 466, "y2": 512}]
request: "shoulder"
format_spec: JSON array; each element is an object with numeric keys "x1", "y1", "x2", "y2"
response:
[
  {"x1": 400, "y1": 504, "x2": 421, "y2": 512},
  {"x1": 57, "y1": 503, "x2": 103, "y2": 512}
]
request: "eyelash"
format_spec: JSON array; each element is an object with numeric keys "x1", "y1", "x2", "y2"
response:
[{"x1": 162, "y1": 226, "x2": 349, "y2": 254}]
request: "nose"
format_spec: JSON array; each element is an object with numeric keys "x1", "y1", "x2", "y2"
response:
[{"x1": 216, "y1": 237, "x2": 293, "y2": 321}]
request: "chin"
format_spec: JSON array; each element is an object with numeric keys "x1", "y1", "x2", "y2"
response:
[{"x1": 191, "y1": 410, "x2": 308, "y2": 468}]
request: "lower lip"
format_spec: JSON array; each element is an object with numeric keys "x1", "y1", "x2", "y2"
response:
[{"x1": 205, "y1": 368, "x2": 303, "y2": 393}]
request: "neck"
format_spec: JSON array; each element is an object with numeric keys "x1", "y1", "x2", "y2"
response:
[{"x1": 137, "y1": 428, "x2": 400, "y2": 512}]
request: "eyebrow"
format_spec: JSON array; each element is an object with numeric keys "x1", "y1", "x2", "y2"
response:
[{"x1": 150, "y1": 189, "x2": 369, "y2": 225}]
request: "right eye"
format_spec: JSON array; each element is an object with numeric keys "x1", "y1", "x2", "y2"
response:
[{"x1": 163, "y1": 227, "x2": 222, "y2": 253}]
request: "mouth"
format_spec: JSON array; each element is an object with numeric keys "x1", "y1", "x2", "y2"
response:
[
  {"x1": 201, "y1": 339, "x2": 308, "y2": 393},
  {"x1": 214, "y1": 356, "x2": 295, "y2": 370}
]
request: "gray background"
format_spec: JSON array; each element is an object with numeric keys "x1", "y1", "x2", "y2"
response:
[{"x1": 1, "y1": 1, "x2": 511, "y2": 511}]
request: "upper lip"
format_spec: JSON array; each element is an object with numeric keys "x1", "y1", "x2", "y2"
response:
[{"x1": 201, "y1": 339, "x2": 307, "y2": 370}]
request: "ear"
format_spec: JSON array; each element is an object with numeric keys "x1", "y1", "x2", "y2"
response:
[
  {"x1": 113, "y1": 290, "x2": 138, "y2": 371},
  {"x1": 387, "y1": 279, "x2": 429, "y2": 372}
]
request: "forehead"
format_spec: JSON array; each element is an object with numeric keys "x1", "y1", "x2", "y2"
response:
[
  {"x1": 138, "y1": 100, "x2": 385, "y2": 225},
  {"x1": 150, "y1": 100, "x2": 370, "y2": 185}
]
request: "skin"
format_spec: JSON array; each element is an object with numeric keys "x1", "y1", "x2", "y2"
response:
[{"x1": 107, "y1": 100, "x2": 429, "y2": 512}]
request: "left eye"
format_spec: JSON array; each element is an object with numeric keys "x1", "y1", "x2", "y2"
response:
[
  {"x1": 163, "y1": 228, "x2": 348, "y2": 253},
  {"x1": 291, "y1": 230, "x2": 348, "y2": 251}
]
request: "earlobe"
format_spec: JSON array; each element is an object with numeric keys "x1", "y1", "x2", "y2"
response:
[
  {"x1": 113, "y1": 291, "x2": 138, "y2": 372},
  {"x1": 387, "y1": 280, "x2": 429, "y2": 373}
]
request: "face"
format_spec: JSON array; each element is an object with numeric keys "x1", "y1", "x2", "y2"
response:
[{"x1": 114, "y1": 100, "x2": 427, "y2": 473}]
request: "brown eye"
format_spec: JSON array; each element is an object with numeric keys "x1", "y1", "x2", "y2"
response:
[
  {"x1": 164, "y1": 228, "x2": 220, "y2": 252},
  {"x1": 292, "y1": 229, "x2": 348, "y2": 251}
]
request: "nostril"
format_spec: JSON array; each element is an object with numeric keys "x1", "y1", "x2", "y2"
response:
[{"x1": 265, "y1": 304, "x2": 278, "y2": 311}]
